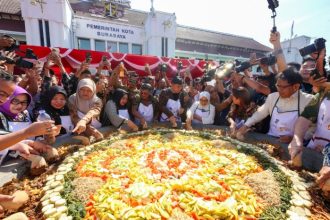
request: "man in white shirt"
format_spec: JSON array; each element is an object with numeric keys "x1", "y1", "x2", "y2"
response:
[{"x1": 237, "y1": 67, "x2": 314, "y2": 143}]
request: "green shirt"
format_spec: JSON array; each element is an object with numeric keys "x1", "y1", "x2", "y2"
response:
[{"x1": 301, "y1": 90, "x2": 330, "y2": 123}]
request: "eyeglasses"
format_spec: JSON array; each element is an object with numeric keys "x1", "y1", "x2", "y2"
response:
[
  {"x1": 10, "y1": 98, "x2": 29, "y2": 106},
  {"x1": 275, "y1": 83, "x2": 293, "y2": 89}
]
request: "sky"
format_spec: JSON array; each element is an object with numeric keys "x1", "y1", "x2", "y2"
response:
[{"x1": 131, "y1": 0, "x2": 330, "y2": 54}]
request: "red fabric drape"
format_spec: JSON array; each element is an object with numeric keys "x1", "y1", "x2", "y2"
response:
[{"x1": 18, "y1": 45, "x2": 218, "y2": 79}]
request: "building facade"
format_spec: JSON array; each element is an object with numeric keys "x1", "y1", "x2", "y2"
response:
[
  {"x1": 1, "y1": 0, "x2": 272, "y2": 62},
  {"x1": 281, "y1": 35, "x2": 311, "y2": 64}
]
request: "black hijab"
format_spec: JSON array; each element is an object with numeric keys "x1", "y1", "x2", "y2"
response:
[
  {"x1": 112, "y1": 89, "x2": 128, "y2": 110},
  {"x1": 42, "y1": 86, "x2": 70, "y2": 126}
]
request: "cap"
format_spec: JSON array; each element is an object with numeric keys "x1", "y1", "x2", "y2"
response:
[{"x1": 171, "y1": 76, "x2": 183, "y2": 85}]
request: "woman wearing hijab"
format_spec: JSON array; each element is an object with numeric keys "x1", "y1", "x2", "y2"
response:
[
  {"x1": 41, "y1": 86, "x2": 73, "y2": 136},
  {"x1": 103, "y1": 88, "x2": 139, "y2": 131},
  {"x1": 0, "y1": 85, "x2": 53, "y2": 165},
  {"x1": 0, "y1": 85, "x2": 33, "y2": 133},
  {"x1": 69, "y1": 78, "x2": 104, "y2": 142},
  {"x1": 186, "y1": 91, "x2": 215, "y2": 130}
]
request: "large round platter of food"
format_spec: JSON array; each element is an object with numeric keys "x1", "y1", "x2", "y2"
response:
[{"x1": 33, "y1": 129, "x2": 320, "y2": 220}]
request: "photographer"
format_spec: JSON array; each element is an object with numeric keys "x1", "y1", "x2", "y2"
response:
[
  {"x1": 299, "y1": 57, "x2": 316, "y2": 94},
  {"x1": 299, "y1": 38, "x2": 327, "y2": 79}
]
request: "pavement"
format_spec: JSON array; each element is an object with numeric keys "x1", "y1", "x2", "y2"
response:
[{"x1": 0, "y1": 126, "x2": 324, "y2": 187}]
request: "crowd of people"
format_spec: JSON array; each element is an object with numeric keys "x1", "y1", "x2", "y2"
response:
[{"x1": 0, "y1": 30, "x2": 330, "y2": 217}]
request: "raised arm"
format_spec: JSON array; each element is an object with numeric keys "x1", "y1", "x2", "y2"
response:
[{"x1": 270, "y1": 31, "x2": 287, "y2": 73}]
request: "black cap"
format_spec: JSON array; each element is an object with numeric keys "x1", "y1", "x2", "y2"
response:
[{"x1": 171, "y1": 76, "x2": 183, "y2": 85}]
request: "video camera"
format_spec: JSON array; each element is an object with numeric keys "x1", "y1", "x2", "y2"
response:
[
  {"x1": 260, "y1": 54, "x2": 277, "y2": 66},
  {"x1": 15, "y1": 48, "x2": 38, "y2": 69},
  {"x1": 0, "y1": 34, "x2": 37, "y2": 69},
  {"x1": 299, "y1": 38, "x2": 326, "y2": 57},
  {"x1": 206, "y1": 61, "x2": 250, "y2": 80}
]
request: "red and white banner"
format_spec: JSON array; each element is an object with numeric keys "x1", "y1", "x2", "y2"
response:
[{"x1": 18, "y1": 45, "x2": 218, "y2": 79}]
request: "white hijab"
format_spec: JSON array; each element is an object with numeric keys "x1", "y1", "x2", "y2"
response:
[
  {"x1": 199, "y1": 91, "x2": 210, "y2": 108},
  {"x1": 69, "y1": 78, "x2": 100, "y2": 114}
]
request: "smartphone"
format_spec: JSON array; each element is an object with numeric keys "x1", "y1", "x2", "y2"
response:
[
  {"x1": 102, "y1": 55, "x2": 107, "y2": 62},
  {"x1": 86, "y1": 52, "x2": 92, "y2": 63}
]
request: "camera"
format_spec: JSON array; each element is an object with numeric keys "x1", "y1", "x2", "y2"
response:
[
  {"x1": 235, "y1": 61, "x2": 251, "y2": 73},
  {"x1": 15, "y1": 48, "x2": 38, "y2": 69},
  {"x1": 25, "y1": 48, "x2": 38, "y2": 60},
  {"x1": 211, "y1": 61, "x2": 252, "y2": 80},
  {"x1": 260, "y1": 54, "x2": 277, "y2": 66},
  {"x1": 299, "y1": 38, "x2": 326, "y2": 57},
  {"x1": 102, "y1": 55, "x2": 107, "y2": 62},
  {"x1": 15, "y1": 58, "x2": 33, "y2": 69}
]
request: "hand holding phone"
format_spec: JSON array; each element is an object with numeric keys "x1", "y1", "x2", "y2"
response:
[{"x1": 85, "y1": 52, "x2": 92, "y2": 64}]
